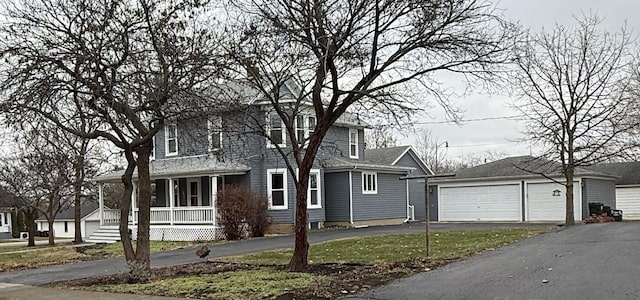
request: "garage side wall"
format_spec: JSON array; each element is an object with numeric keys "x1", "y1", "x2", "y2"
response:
[{"x1": 582, "y1": 178, "x2": 616, "y2": 217}]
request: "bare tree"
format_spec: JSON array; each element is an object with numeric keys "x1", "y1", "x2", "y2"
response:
[
  {"x1": 226, "y1": 0, "x2": 512, "y2": 271},
  {"x1": 0, "y1": 0, "x2": 220, "y2": 278},
  {"x1": 512, "y1": 15, "x2": 638, "y2": 225},
  {"x1": 414, "y1": 128, "x2": 449, "y2": 173},
  {"x1": 365, "y1": 125, "x2": 397, "y2": 149}
]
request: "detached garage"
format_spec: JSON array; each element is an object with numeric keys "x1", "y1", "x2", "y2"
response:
[{"x1": 432, "y1": 156, "x2": 616, "y2": 223}]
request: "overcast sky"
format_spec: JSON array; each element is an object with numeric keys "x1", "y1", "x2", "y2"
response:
[{"x1": 398, "y1": 0, "x2": 640, "y2": 162}]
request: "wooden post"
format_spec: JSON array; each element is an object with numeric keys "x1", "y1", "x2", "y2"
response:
[{"x1": 425, "y1": 177, "x2": 430, "y2": 258}]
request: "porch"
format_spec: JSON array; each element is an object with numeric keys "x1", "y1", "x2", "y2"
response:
[{"x1": 93, "y1": 156, "x2": 251, "y2": 241}]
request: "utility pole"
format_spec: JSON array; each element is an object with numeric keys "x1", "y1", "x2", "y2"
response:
[{"x1": 400, "y1": 173, "x2": 455, "y2": 258}]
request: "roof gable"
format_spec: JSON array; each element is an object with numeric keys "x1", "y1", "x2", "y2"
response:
[{"x1": 364, "y1": 146, "x2": 432, "y2": 175}]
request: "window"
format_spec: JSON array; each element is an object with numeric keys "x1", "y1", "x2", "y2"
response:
[
  {"x1": 208, "y1": 116, "x2": 222, "y2": 152},
  {"x1": 267, "y1": 169, "x2": 288, "y2": 209},
  {"x1": 295, "y1": 115, "x2": 317, "y2": 147},
  {"x1": 165, "y1": 123, "x2": 178, "y2": 156},
  {"x1": 296, "y1": 115, "x2": 305, "y2": 146},
  {"x1": 362, "y1": 172, "x2": 377, "y2": 194},
  {"x1": 150, "y1": 136, "x2": 156, "y2": 160},
  {"x1": 349, "y1": 129, "x2": 359, "y2": 158},
  {"x1": 3, "y1": 213, "x2": 6, "y2": 225},
  {"x1": 268, "y1": 113, "x2": 285, "y2": 147},
  {"x1": 187, "y1": 178, "x2": 201, "y2": 206},
  {"x1": 64, "y1": 221, "x2": 69, "y2": 232},
  {"x1": 308, "y1": 169, "x2": 321, "y2": 208}
]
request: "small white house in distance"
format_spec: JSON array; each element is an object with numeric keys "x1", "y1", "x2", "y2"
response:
[
  {"x1": 430, "y1": 156, "x2": 617, "y2": 223},
  {"x1": 36, "y1": 203, "x2": 101, "y2": 239}
]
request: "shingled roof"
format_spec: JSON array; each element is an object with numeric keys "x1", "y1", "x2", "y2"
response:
[
  {"x1": 364, "y1": 146, "x2": 412, "y2": 166},
  {"x1": 433, "y1": 156, "x2": 614, "y2": 182},
  {"x1": 588, "y1": 162, "x2": 640, "y2": 185},
  {"x1": 36, "y1": 202, "x2": 100, "y2": 221}
]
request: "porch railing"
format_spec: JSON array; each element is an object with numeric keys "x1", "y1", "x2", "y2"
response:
[
  {"x1": 103, "y1": 209, "x2": 121, "y2": 224},
  {"x1": 122, "y1": 207, "x2": 216, "y2": 225}
]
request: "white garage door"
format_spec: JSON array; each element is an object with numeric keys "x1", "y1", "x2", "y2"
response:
[
  {"x1": 527, "y1": 182, "x2": 581, "y2": 222},
  {"x1": 439, "y1": 184, "x2": 521, "y2": 221},
  {"x1": 616, "y1": 187, "x2": 640, "y2": 220}
]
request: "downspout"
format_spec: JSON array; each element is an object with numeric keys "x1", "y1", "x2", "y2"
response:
[
  {"x1": 403, "y1": 175, "x2": 411, "y2": 223},
  {"x1": 348, "y1": 170, "x2": 354, "y2": 224}
]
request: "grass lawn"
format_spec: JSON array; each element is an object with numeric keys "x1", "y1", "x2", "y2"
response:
[
  {"x1": 92, "y1": 227, "x2": 551, "y2": 300},
  {"x1": 0, "y1": 240, "x2": 203, "y2": 272},
  {"x1": 224, "y1": 227, "x2": 551, "y2": 265},
  {"x1": 92, "y1": 269, "x2": 323, "y2": 300}
]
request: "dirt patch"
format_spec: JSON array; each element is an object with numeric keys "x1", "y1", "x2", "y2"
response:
[{"x1": 49, "y1": 258, "x2": 458, "y2": 299}]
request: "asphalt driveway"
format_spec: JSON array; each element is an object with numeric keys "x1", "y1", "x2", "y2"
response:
[
  {"x1": 0, "y1": 222, "x2": 546, "y2": 286},
  {"x1": 351, "y1": 222, "x2": 640, "y2": 300}
]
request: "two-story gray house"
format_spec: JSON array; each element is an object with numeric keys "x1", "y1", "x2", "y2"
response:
[{"x1": 92, "y1": 82, "x2": 431, "y2": 242}]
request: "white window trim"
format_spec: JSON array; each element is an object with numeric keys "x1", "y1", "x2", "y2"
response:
[
  {"x1": 267, "y1": 168, "x2": 288, "y2": 210},
  {"x1": 307, "y1": 169, "x2": 322, "y2": 209},
  {"x1": 150, "y1": 136, "x2": 156, "y2": 160},
  {"x1": 296, "y1": 168, "x2": 322, "y2": 209},
  {"x1": 207, "y1": 116, "x2": 223, "y2": 152},
  {"x1": 362, "y1": 171, "x2": 378, "y2": 194},
  {"x1": 165, "y1": 122, "x2": 178, "y2": 156},
  {"x1": 349, "y1": 128, "x2": 359, "y2": 159},
  {"x1": 294, "y1": 115, "x2": 317, "y2": 148},
  {"x1": 186, "y1": 178, "x2": 202, "y2": 206},
  {"x1": 266, "y1": 114, "x2": 286, "y2": 148}
]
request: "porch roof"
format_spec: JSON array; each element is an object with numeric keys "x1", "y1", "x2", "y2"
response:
[{"x1": 95, "y1": 155, "x2": 250, "y2": 183}]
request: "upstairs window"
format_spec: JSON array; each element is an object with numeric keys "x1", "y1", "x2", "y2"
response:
[
  {"x1": 150, "y1": 136, "x2": 156, "y2": 160},
  {"x1": 208, "y1": 116, "x2": 222, "y2": 152},
  {"x1": 165, "y1": 123, "x2": 178, "y2": 156},
  {"x1": 349, "y1": 129, "x2": 359, "y2": 158},
  {"x1": 295, "y1": 115, "x2": 317, "y2": 147},
  {"x1": 362, "y1": 172, "x2": 377, "y2": 194},
  {"x1": 268, "y1": 113, "x2": 285, "y2": 147}
]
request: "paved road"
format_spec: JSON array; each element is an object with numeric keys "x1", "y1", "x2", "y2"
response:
[
  {"x1": 0, "y1": 222, "x2": 548, "y2": 286},
  {"x1": 351, "y1": 222, "x2": 640, "y2": 300}
]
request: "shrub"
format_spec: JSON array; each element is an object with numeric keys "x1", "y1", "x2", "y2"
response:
[
  {"x1": 246, "y1": 193, "x2": 269, "y2": 237},
  {"x1": 216, "y1": 185, "x2": 271, "y2": 240}
]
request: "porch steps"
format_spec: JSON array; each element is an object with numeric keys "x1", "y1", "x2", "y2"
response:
[{"x1": 86, "y1": 225, "x2": 121, "y2": 244}]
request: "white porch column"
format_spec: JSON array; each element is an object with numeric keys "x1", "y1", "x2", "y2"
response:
[
  {"x1": 168, "y1": 178, "x2": 174, "y2": 225},
  {"x1": 132, "y1": 181, "x2": 137, "y2": 226},
  {"x1": 210, "y1": 176, "x2": 217, "y2": 226},
  {"x1": 99, "y1": 183, "x2": 104, "y2": 226}
]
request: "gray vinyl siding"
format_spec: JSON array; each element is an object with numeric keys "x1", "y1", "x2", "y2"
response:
[
  {"x1": 428, "y1": 184, "x2": 438, "y2": 221},
  {"x1": 582, "y1": 178, "x2": 616, "y2": 218},
  {"x1": 393, "y1": 152, "x2": 429, "y2": 220},
  {"x1": 324, "y1": 172, "x2": 351, "y2": 222},
  {"x1": 352, "y1": 172, "x2": 407, "y2": 221}
]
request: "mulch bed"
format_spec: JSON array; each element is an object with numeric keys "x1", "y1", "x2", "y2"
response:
[{"x1": 48, "y1": 258, "x2": 459, "y2": 299}]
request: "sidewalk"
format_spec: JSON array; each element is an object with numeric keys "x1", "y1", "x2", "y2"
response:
[
  {"x1": 0, "y1": 283, "x2": 185, "y2": 300},
  {"x1": 0, "y1": 238, "x2": 75, "y2": 248}
]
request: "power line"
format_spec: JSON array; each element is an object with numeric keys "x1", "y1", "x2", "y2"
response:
[{"x1": 415, "y1": 115, "x2": 525, "y2": 125}]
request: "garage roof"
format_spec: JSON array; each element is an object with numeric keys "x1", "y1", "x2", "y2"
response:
[
  {"x1": 431, "y1": 156, "x2": 615, "y2": 183},
  {"x1": 588, "y1": 162, "x2": 640, "y2": 185}
]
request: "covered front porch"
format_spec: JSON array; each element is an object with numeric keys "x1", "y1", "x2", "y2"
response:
[{"x1": 94, "y1": 155, "x2": 250, "y2": 241}]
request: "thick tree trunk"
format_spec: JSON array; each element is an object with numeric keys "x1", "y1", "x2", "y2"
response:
[
  {"x1": 288, "y1": 181, "x2": 310, "y2": 272},
  {"x1": 119, "y1": 159, "x2": 138, "y2": 274},
  {"x1": 73, "y1": 149, "x2": 86, "y2": 243},
  {"x1": 25, "y1": 209, "x2": 37, "y2": 247},
  {"x1": 134, "y1": 144, "x2": 152, "y2": 272},
  {"x1": 565, "y1": 167, "x2": 575, "y2": 226},
  {"x1": 47, "y1": 217, "x2": 55, "y2": 245}
]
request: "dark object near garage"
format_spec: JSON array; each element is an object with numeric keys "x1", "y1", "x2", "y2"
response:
[
  {"x1": 588, "y1": 202, "x2": 604, "y2": 216},
  {"x1": 610, "y1": 209, "x2": 623, "y2": 222},
  {"x1": 37, "y1": 231, "x2": 49, "y2": 237}
]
